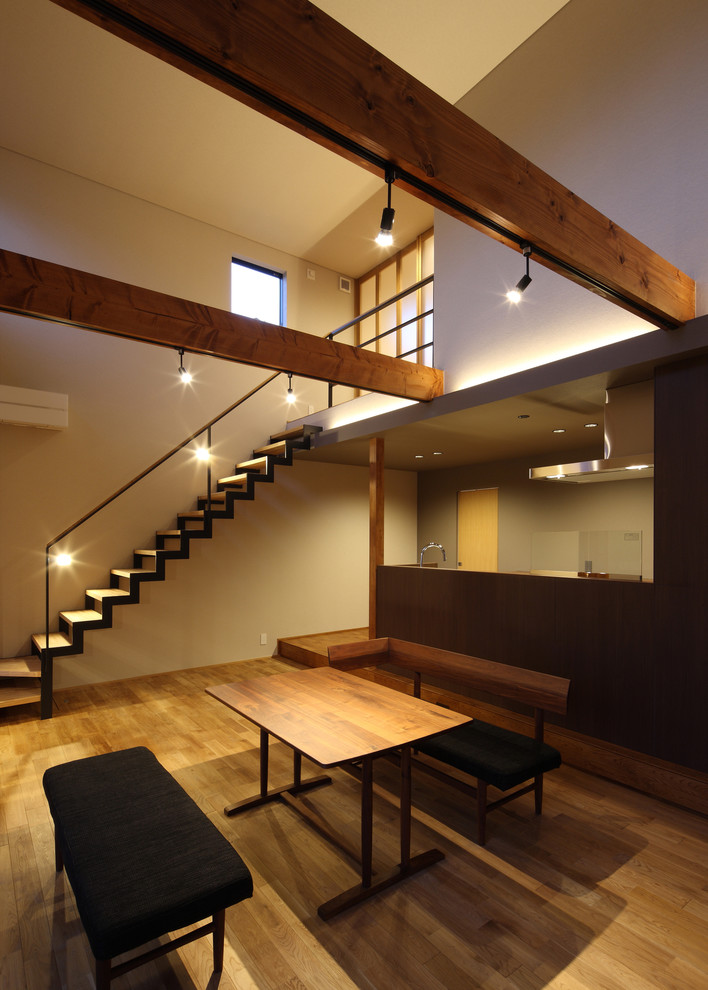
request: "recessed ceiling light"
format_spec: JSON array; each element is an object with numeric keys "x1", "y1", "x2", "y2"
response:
[
  {"x1": 584, "y1": 422, "x2": 599, "y2": 428},
  {"x1": 415, "y1": 454, "x2": 423, "y2": 459},
  {"x1": 552, "y1": 428, "x2": 566, "y2": 434},
  {"x1": 433, "y1": 451, "x2": 443, "y2": 456},
  {"x1": 517, "y1": 414, "x2": 530, "y2": 419}
]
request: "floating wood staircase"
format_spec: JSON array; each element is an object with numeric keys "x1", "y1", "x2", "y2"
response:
[{"x1": 0, "y1": 426, "x2": 319, "y2": 719}]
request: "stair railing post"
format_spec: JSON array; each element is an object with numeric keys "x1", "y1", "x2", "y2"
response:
[
  {"x1": 327, "y1": 332, "x2": 334, "y2": 408},
  {"x1": 206, "y1": 426, "x2": 212, "y2": 514},
  {"x1": 42, "y1": 547, "x2": 53, "y2": 719}
]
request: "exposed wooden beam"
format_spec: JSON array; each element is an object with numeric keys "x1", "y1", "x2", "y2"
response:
[
  {"x1": 0, "y1": 250, "x2": 443, "y2": 401},
  {"x1": 48, "y1": 0, "x2": 694, "y2": 328}
]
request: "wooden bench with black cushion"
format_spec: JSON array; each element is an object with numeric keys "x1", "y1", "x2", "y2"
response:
[
  {"x1": 328, "y1": 638, "x2": 570, "y2": 845},
  {"x1": 43, "y1": 746, "x2": 253, "y2": 989}
]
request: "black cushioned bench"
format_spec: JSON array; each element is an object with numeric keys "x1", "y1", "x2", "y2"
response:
[
  {"x1": 43, "y1": 746, "x2": 253, "y2": 989},
  {"x1": 329, "y1": 637, "x2": 570, "y2": 845}
]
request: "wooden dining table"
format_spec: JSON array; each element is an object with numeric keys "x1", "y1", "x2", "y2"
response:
[{"x1": 207, "y1": 665, "x2": 471, "y2": 919}]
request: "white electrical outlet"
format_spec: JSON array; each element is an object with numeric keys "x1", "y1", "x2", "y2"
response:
[{"x1": 260, "y1": 632, "x2": 267, "y2": 646}]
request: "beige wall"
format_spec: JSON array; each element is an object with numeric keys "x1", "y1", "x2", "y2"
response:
[
  {"x1": 0, "y1": 149, "x2": 418, "y2": 671},
  {"x1": 434, "y1": 0, "x2": 708, "y2": 392},
  {"x1": 418, "y1": 455, "x2": 653, "y2": 579},
  {"x1": 48, "y1": 459, "x2": 416, "y2": 688}
]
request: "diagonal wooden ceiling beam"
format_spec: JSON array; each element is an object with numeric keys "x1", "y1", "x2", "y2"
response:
[
  {"x1": 48, "y1": 0, "x2": 694, "y2": 329},
  {"x1": 0, "y1": 250, "x2": 443, "y2": 401}
]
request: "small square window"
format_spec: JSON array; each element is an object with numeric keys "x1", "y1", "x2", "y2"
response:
[{"x1": 231, "y1": 259, "x2": 284, "y2": 325}]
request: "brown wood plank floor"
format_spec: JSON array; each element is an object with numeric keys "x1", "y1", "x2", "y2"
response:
[{"x1": 1, "y1": 656, "x2": 707, "y2": 989}]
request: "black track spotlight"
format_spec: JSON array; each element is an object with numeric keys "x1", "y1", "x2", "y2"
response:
[
  {"x1": 286, "y1": 372, "x2": 295, "y2": 404},
  {"x1": 177, "y1": 347, "x2": 192, "y2": 383},
  {"x1": 507, "y1": 243, "x2": 533, "y2": 303},
  {"x1": 376, "y1": 167, "x2": 397, "y2": 246}
]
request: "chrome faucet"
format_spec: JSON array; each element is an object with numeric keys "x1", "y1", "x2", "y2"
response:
[{"x1": 419, "y1": 542, "x2": 447, "y2": 567}]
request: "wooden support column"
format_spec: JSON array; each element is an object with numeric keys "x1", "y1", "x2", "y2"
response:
[{"x1": 369, "y1": 438, "x2": 384, "y2": 638}]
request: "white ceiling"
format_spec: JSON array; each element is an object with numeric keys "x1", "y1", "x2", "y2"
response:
[
  {"x1": 302, "y1": 374, "x2": 611, "y2": 471},
  {"x1": 0, "y1": 0, "x2": 570, "y2": 278}
]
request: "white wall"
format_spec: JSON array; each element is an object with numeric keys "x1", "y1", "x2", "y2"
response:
[
  {"x1": 0, "y1": 150, "x2": 418, "y2": 670},
  {"x1": 434, "y1": 0, "x2": 708, "y2": 392}
]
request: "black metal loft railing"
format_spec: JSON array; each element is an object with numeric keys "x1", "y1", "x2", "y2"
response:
[{"x1": 326, "y1": 274, "x2": 434, "y2": 407}]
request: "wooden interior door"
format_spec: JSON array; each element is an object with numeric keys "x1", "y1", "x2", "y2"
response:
[{"x1": 457, "y1": 488, "x2": 499, "y2": 571}]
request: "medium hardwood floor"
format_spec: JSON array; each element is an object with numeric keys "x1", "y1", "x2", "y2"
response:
[{"x1": 1, "y1": 657, "x2": 707, "y2": 990}]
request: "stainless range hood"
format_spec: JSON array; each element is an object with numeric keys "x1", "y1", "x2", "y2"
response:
[{"x1": 530, "y1": 380, "x2": 654, "y2": 483}]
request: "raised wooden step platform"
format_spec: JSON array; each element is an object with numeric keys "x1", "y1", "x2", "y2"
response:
[{"x1": 275, "y1": 628, "x2": 368, "y2": 667}]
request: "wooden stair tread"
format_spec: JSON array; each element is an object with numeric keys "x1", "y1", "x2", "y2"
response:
[
  {"x1": 217, "y1": 474, "x2": 249, "y2": 487},
  {"x1": 32, "y1": 632, "x2": 71, "y2": 650},
  {"x1": 270, "y1": 425, "x2": 318, "y2": 443},
  {"x1": 235, "y1": 456, "x2": 268, "y2": 471},
  {"x1": 270, "y1": 426, "x2": 305, "y2": 441},
  {"x1": 0, "y1": 656, "x2": 41, "y2": 678},
  {"x1": 135, "y1": 549, "x2": 158, "y2": 556},
  {"x1": 111, "y1": 568, "x2": 146, "y2": 578},
  {"x1": 86, "y1": 588, "x2": 131, "y2": 600},
  {"x1": 253, "y1": 440, "x2": 287, "y2": 457},
  {"x1": 178, "y1": 511, "x2": 205, "y2": 519},
  {"x1": 156, "y1": 529, "x2": 181, "y2": 537},
  {"x1": 60, "y1": 609, "x2": 103, "y2": 624},
  {"x1": 0, "y1": 681, "x2": 41, "y2": 708}
]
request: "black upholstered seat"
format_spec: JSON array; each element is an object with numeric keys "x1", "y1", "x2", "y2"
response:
[
  {"x1": 418, "y1": 720, "x2": 561, "y2": 792},
  {"x1": 43, "y1": 746, "x2": 252, "y2": 985}
]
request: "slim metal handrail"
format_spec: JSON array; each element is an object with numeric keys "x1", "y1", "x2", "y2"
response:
[
  {"x1": 358, "y1": 309, "x2": 433, "y2": 350},
  {"x1": 326, "y1": 274, "x2": 433, "y2": 341},
  {"x1": 43, "y1": 371, "x2": 280, "y2": 668}
]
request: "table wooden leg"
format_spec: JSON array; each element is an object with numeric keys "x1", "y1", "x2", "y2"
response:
[
  {"x1": 224, "y1": 739, "x2": 331, "y2": 817},
  {"x1": 400, "y1": 744, "x2": 411, "y2": 868},
  {"x1": 361, "y1": 755, "x2": 373, "y2": 888},
  {"x1": 260, "y1": 728, "x2": 269, "y2": 797},
  {"x1": 317, "y1": 746, "x2": 445, "y2": 921}
]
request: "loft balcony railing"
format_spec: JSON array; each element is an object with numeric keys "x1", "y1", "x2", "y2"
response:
[{"x1": 326, "y1": 274, "x2": 433, "y2": 407}]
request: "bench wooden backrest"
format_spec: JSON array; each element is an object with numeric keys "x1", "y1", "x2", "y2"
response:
[{"x1": 328, "y1": 637, "x2": 570, "y2": 717}]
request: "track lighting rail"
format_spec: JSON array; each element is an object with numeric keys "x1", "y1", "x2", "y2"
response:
[{"x1": 50, "y1": 0, "x2": 688, "y2": 329}]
